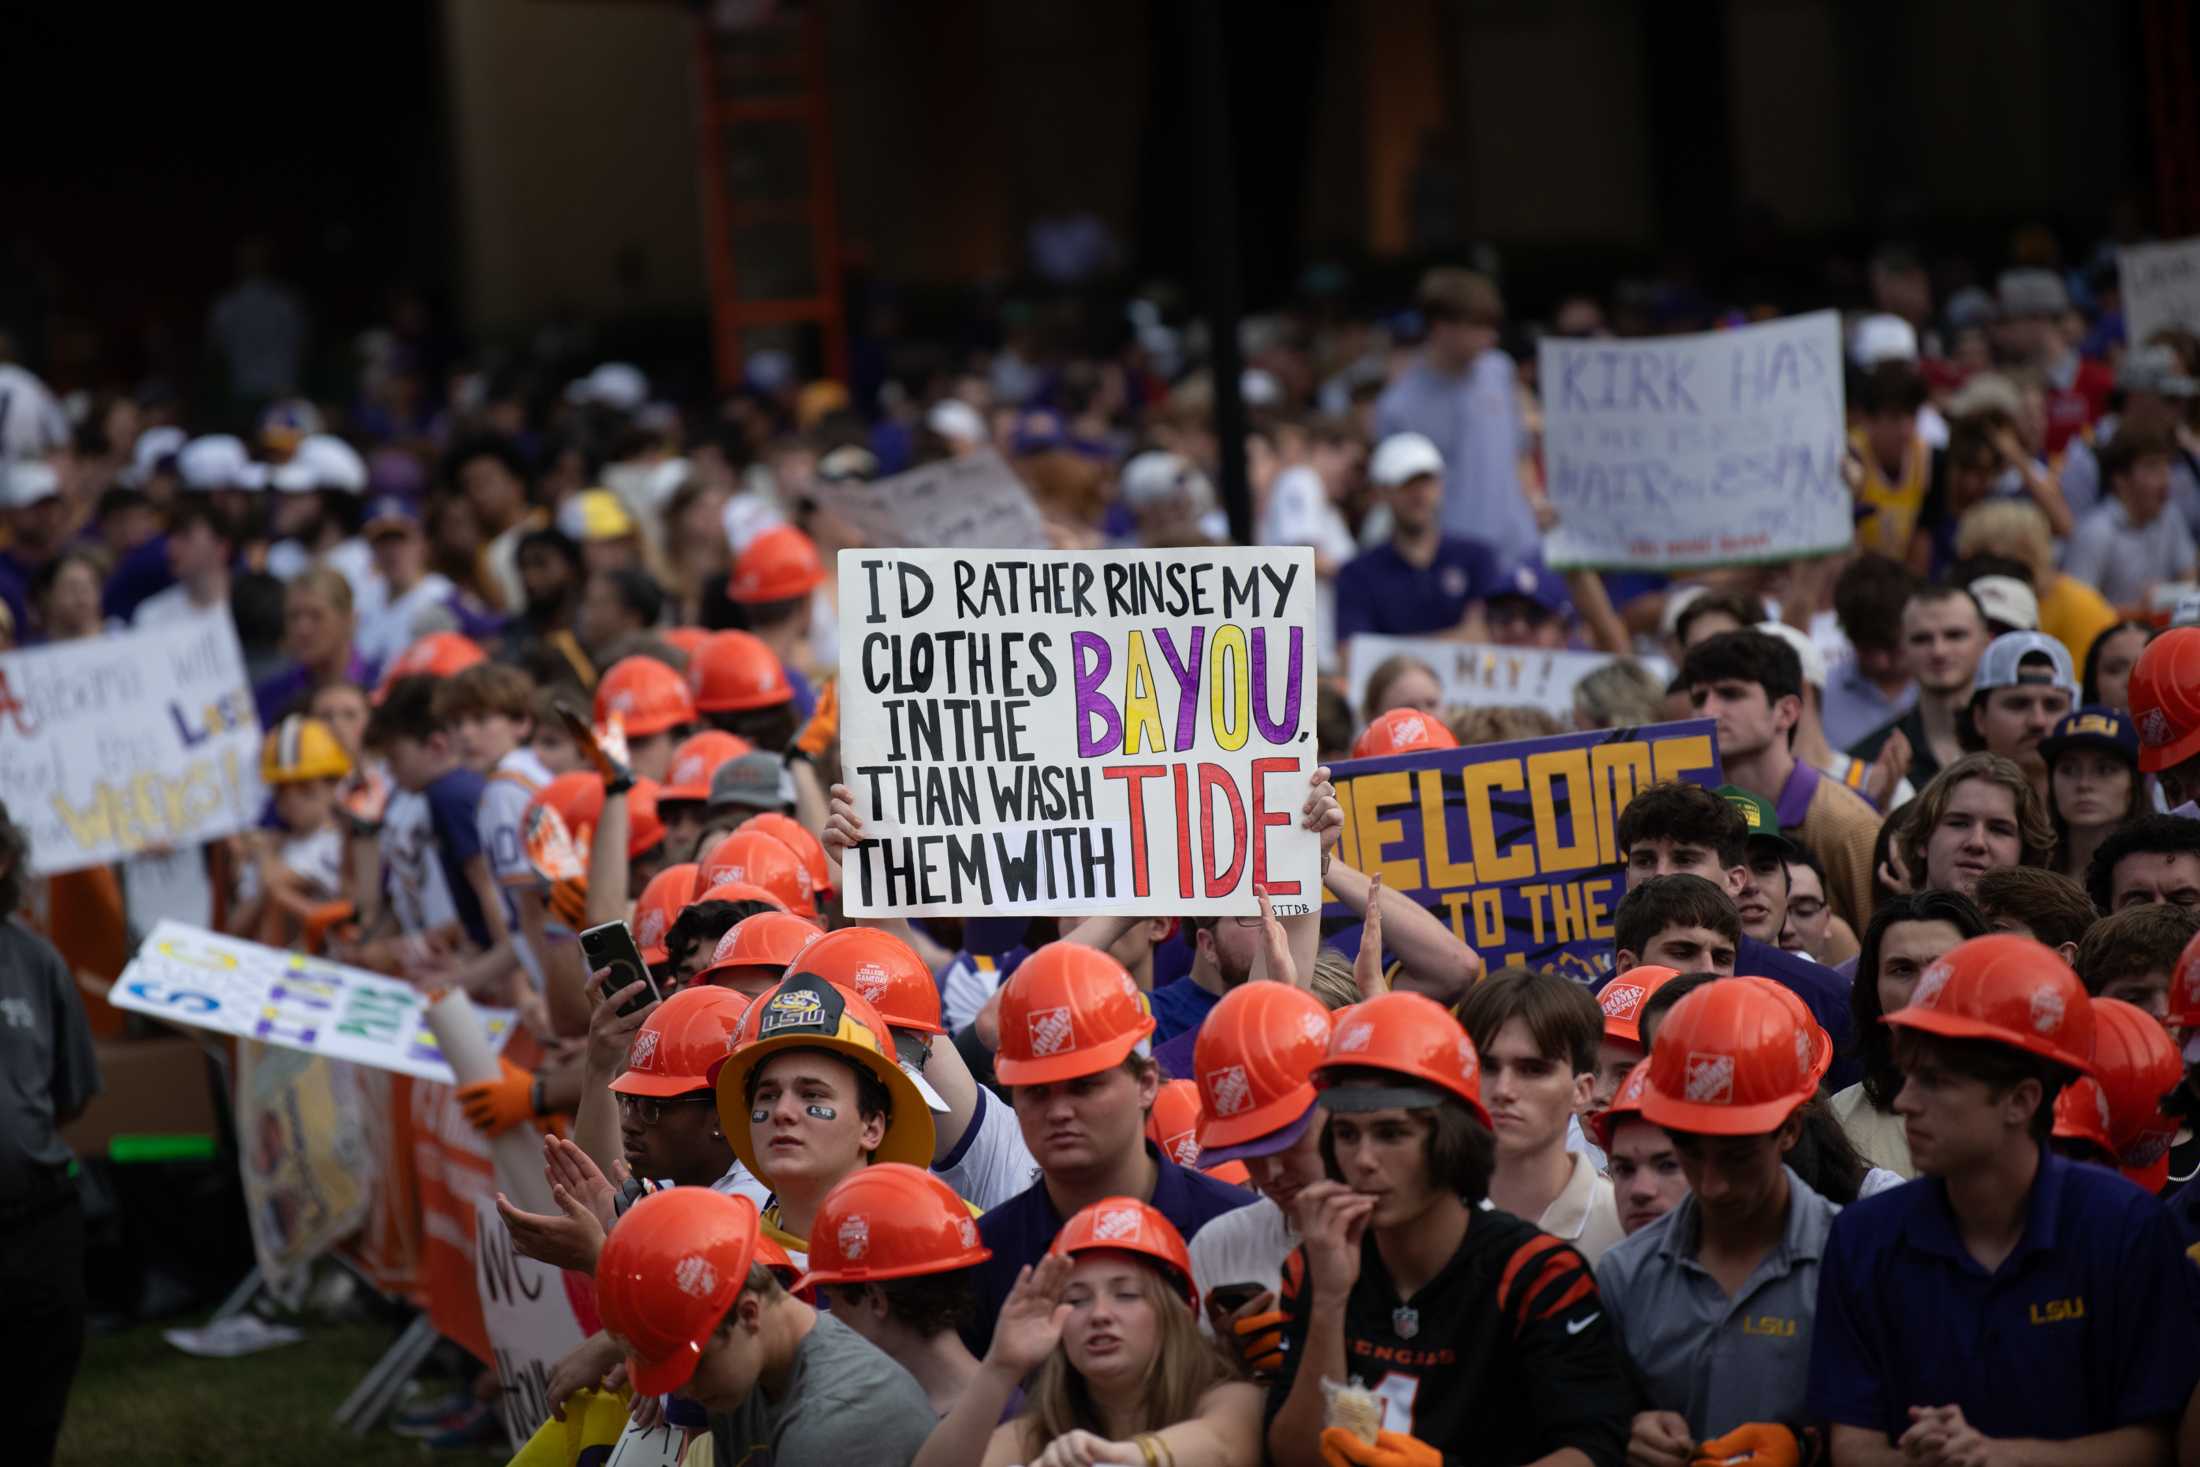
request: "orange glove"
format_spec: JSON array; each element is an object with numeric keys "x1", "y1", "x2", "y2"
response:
[
  {"x1": 793, "y1": 678, "x2": 838, "y2": 759},
  {"x1": 1230, "y1": 1308, "x2": 1287, "y2": 1375},
  {"x1": 1319, "y1": 1427, "x2": 1441, "y2": 1467},
  {"x1": 1693, "y1": 1423, "x2": 1803, "y2": 1467},
  {"x1": 458, "y1": 1056, "x2": 538, "y2": 1137}
]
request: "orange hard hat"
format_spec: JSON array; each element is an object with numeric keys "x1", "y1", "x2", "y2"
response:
[
  {"x1": 1641, "y1": 979, "x2": 1815, "y2": 1136},
  {"x1": 697, "y1": 830, "x2": 816, "y2": 917},
  {"x1": 609, "y1": 986, "x2": 750, "y2": 1098},
  {"x1": 695, "y1": 911, "x2": 825, "y2": 988},
  {"x1": 1313, "y1": 989, "x2": 1490, "y2": 1128},
  {"x1": 626, "y1": 777, "x2": 666, "y2": 858},
  {"x1": 993, "y1": 942, "x2": 1156, "y2": 1086},
  {"x1": 1349, "y1": 708, "x2": 1459, "y2": 761},
  {"x1": 663, "y1": 730, "x2": 753, "y2": 804},
  {"x1": 632, "y1": 863, "x2": 701, "y2": 964},
  {"x1": 2088, "y1": 996, "x2": 2184, "y2": 1189},
  {"x1": 1191, "y1": 981, "x2": 1331, "y2": 1160},
  {"x1": 522, "y1": 772, "x2": 606, "y2": 882},
  {"x1": 692, "y1": 878, "x2": 791, "y2": 913},
  {"x1": 740, "y1": 812, "x2": 834, "y2": 901},
  {"x1": 596, "y1": 656, "x2": 697, "y2": 740},
  {"x1": 711, "y1": 974, "x2": 936, "y2": 1180},
  {"x1": 1049, "y1": 1197, "x2": 1198, "y2": 1312},
  {"x1": 791, "y1": 1163, "x2": 989, "y2": 1295},
  {"x1": 2170, "y1": 928, "x2": 2200, "y2": 1031},
  {"x1": 661, "y1": 626, "x2": 712, "y2": 656},
  {"x1": 1738, "y1": 976, "x2": 1833, "y2": 1093},
  {"x1": 2130, "y1": 627, "x2": 2200, "y2": 773},
  {"x1": 1146, "y1": 1079, "x2": 1252, "y2": 1187},
  {"x1": 595, "y1": 1186, "x2": 759, "y2": 1396},
  {"x1": 1597, "y1": 966, "x2": 1681, "y2": 1047},
  {"x1": 688, "y1": 630, "x2": 794, "y2": 713},
  {"x1": 729, "y1": 525, "x2": 826, "y2": 605},
  {"x1": 374, "y1": 631, "x2": 485, "y2": 700},
  {"x1": 1588, "y1": 1057, "x2": 1655, "y2": 1151},
  {"x1": 792, "y1": 927, "x2": 942, "y2": 1034},
  {"x1": 2052, "y1": 1077, "x2": 2117, "y2": 1162},
  {"x1": 1883, "y1": 935, "x2": 2097, "y2": 1076}
]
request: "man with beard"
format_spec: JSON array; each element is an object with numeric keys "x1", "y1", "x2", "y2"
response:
[{"x1": 498, "y1": 526, "x2": 592, "y2": 686}]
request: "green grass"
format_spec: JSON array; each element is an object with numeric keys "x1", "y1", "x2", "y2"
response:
[{"x1": 59, "y1": 1321, "x2": 508, "y2": 1467}]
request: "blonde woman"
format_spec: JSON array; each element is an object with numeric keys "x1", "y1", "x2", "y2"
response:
[
  {"x1": 1952, "y1": 499, "x2": 2115, "y2": 663},
  {"x1": 918, "y1": 1198, "x2": 1261, "y2": 1467}
]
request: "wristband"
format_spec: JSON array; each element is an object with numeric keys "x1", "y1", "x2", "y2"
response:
[
  {"x1": 530, "y1": 1076, "x2": 547, "y2": 1117},
  {"x1": 604, "y1": 774, "x2": 634, "y2": 797},
  {"x1": 1135, "y1": 1435, "x2": 1158, "y2": 1467}
]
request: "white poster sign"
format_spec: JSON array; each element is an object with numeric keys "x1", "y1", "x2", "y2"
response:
[
  {"x1": 110, "y1": 922, "x2": 513, "y2": 1083},
  {"x1": 1540, "y1": 310, "x2": 1848, "y2": 570},
  {"x1": 2121, "y1": 237, "x2": 2200, "y2": 349},
  {"x1": 838, "y1": 547, "x2": 1320, "y2": 916},
  {"x1": 473, "y1": 1196, "x2": 593, "y2": 1449},
  {"x1": 809, "y1": 450, "x2": 1048, "y2": 549},
  {"x1": 1345, "y1": 635, "x2": 1672, "y2": 721},
  {"x1": 0, "y1": 612, "x2": 264, "y2": 875}
]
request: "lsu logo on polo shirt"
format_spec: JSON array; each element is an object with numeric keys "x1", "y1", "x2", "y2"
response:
[{"x1": 2028, "y1": 1296, "x2": 2085, "y2": 1325}]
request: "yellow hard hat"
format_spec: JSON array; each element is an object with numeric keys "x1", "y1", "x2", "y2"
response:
[
  {"x1": 261, "y1": 715, "x2": 353, "y2": 785},
  {"x1": 556, "y1": 488, "x2": 636, "y2": 542}
]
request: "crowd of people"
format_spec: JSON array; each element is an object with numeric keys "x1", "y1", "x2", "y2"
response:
[{"x1": 8, "y1": 223, "x2": 2200, "y2": 1467}]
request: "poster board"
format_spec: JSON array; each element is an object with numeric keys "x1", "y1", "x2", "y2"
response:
[
  {"x1": 808, "y1": 449, "x2": 1048, "y2": 549},
  {"x1": 1328, "y1": 720, "x2": 1721, "y2": 982},
  {"x1": 110, "y1": 921, "x2": 513, "y2": 1083},
  {"x1": 0, "y1": 612, "x2": 264, "y2": 875},
  {"x1": 2121, "y1": 237, "x2": 2200, "y2": 347},
  {"x1": 234, "y1": 1043, "x2": 375, "y2": 1308},
  {"x1": 1345, "y1": 634, "x2": 1672, "y2": 722},
  {"x1": 1539, "y1": 311, "x2": 1849, "y2": 570},
  {"x1": 838, "y1": 547, "x2": 1320, "y2": 916},
  {"x1": 473, "y1": 1195, "x2": 596, "y2": 1448}
]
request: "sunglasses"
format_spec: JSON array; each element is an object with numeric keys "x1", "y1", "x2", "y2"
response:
[{"x1": 616, "y1": 1093, "x2": 716, "y2": 1127}]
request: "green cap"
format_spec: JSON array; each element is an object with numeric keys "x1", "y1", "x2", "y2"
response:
[{"x1": 1717, "y1": 784, "x2": 1799, "y2": 855}]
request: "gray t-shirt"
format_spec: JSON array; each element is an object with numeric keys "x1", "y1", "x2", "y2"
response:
[
  {"x1": 0, "y1": 917, "x2": 101, "y2": 1199},
  {"x1": 709, "y1": 1311, "x2": 934, "y2": 1466}
]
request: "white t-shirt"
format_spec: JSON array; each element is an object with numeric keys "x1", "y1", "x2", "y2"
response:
[
  {"x1": 380, "y1": 789, "x2": 455, "y2": 937},
  {"x1": 931, "y1": 1086, "x2": 1038, "y2": 1212},
  {"x1": 940, "y1": 953, "x2": 1013, "y2": 1034},
  {"x1": 710, "y1": 1158, "x2": 774, "y2": 1211},
  {"x1": 355, "y1": 571, "x2": 456, "y2": 671},
  {"x1": 482, "y1": 747, "x2": 553, "y2": 986},
  {"x1": 1187, "y1": 1194, "x2": 1296, "y2": 1332},
  {"x1": 235, "y1": 825, "x2": 345, "y2": 905},
  {"x1": 131, "y1": 584, "x2": 230, "y2": 632}
]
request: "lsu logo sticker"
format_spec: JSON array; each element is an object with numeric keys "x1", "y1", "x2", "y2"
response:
[{"x1": 760, "y1": 986, "x2": 827, "y2": 1037}]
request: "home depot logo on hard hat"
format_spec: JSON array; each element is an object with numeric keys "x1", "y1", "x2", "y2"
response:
[
  {"x1": 1210, "y1": 1065, "x2": 1253, "y2": 1117},
  {"x1": 1684, "y1": 1053, "x2": 1735, "y2": 1104},
  {"x1": 1092, "y1": 1206, "x2": 1143, "y2": 1242},
  {"x1": 837, "y1": 1214, "x2": 870, "y2": 1261},
  {"x1": 629, "y1": 1029, "x2": 662, "y2": 1071},
  {"x1": 2031, "y1": 986, "x2": 2066, "y2": 1034},
  {"x1": 1601, "y1": 983, "x2": 1645, "y2": 1019},
  {"x1": 673, "y1": 1255, "x2": 718, "y2": 1300},
  {"x1": 851, "y1": 962, "x2": 891, "y2": 1007},
  {"x1": 1030, "y1": 1005, "x2": 1074, "y2": 1056}
]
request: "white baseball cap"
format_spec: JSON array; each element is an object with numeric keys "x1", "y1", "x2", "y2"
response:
[
  {"x1": 178, "y1": 434, "x2": 261, "y2": 491},
  {"x1": 122, "y1": 425, "x2": 188, "y2": 487},
  {"x1": 1968, "y1": 575, "x2": 2040, "y2": 632},
  {"x1": 1850, "y1": 313, "x2": 1920, "y2": 368},
  {"x1": 1974, "y1": 630, "x2": 2077, "y2": 697},
  {"x1": 1120, "y1": 450, "x2": 1214, "y2": 511},
  {"x1": 270, "y1": 434, "x2": 369, "y2": 494},
  {"x1": 0, "y1": 459, "x2": 60, "y2": 509},
  {"x1": 925, "y1": 398, "x2": 987, "y2": 446},
  {"x1": 1369, "y1": 432, "x2": 1444, "y2": 488},
  {"x1": 1754, "y1": 621, "x2": 1827, "y2": 690},
  {"x1": 565, "y1": 362, "x2": 650, "y2": 414}
]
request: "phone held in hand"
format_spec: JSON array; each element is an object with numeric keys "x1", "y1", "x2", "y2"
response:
[
  {"x1": 580, "y1": 920, "x2": 659, "y2": 1018},
  {"x1": 1207, "y1": 1281, "x2": 1266, "y2": 1315}
]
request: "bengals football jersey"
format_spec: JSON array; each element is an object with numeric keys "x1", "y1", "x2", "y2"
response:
[{"x1": 1268, "y1": 1208, "x2": 1635, "y2": 1466}]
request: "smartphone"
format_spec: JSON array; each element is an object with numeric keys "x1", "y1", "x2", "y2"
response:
[
  {"x1": 1207, "y1": 1281, "x2": 1266, "y2": 1316},
  {"x1": 580, "y1": 920, "x2": 659, "y2": 1018}
]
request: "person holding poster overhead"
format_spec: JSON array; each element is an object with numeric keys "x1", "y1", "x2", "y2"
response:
[
  {"x1": 1373, "y1": 268, "x2": 1539, "y2": 565},
  {"x1": 0, "y1": 798, "x2": 100, "y2": 1467}
]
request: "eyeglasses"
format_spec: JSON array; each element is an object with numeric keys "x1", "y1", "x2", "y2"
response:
[{"x1": 616, "y1": 1093, "x2": 716, "y2": 1127}]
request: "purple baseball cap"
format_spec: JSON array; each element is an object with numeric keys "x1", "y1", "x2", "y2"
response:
[{"x1": 1195, "y1": 1092, "x2": 1318, "y2": 1168}]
